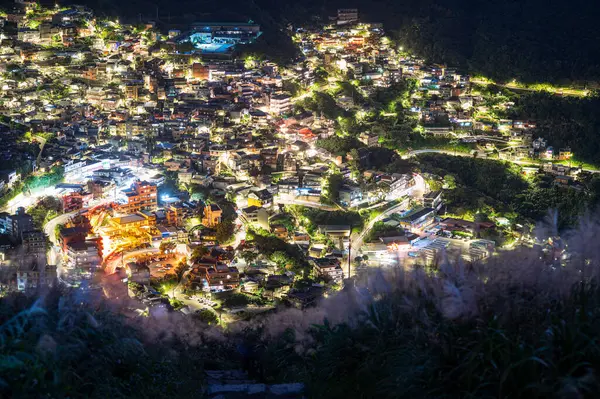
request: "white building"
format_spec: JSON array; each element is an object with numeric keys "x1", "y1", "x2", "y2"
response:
[
  {"x1": 240, "y1": 206, "x2": 269, "y2": 230},
  {"x1": 337, "y1": 9, "x2": 359, "y2": 25},
  {"x1": 66, "y1": 241, "x2": 101, "y2": 271},
  {"x1": 270, "y1": 93, "x2": 292, "y2": 115},
  {"x1": 311, "y1": 257, "x2": 344, "y2": 283}
]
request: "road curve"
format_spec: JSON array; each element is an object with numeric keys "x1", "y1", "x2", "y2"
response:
[{"x1": 404, "y1": 148, "x2": 600, "y2": 173}]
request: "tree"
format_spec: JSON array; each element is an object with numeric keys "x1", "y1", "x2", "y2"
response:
[
  {"x1": 193, "y1": 309, "x2": 219, "y2": 325},
  {"x1": 240, "y1": 250, "x2": 259, "y2": 265},
  {"x1": 443, "y1": 174, "x2": 457, "y2": 189},
  {"x1": 159, "y1": 241, "x2": 176, "y2": 255},
  {"x1": 316, "y1": 136, "x2": 362, "y2": 156},
  {"x1": 215, "y1": 217, "x2": 235, "y2": 244},
  {"x1": 322, "y1": 173, "x2": 343, "y2": 205},
  {"x1": 28, "y1": 196, "x2": 62, "y2": 229},
  {"x1": 190, "y1": 245, "x2": 209, "y2": 263},
  {"x1": 176, "y1": 41, "x2": 195, "y2": 53},
  {"x1": 173, "y1": 261, "x2": 188, "y2": 281},
  {"x1": 348, "y1": 148, "x2": 361, "y2": 176}
]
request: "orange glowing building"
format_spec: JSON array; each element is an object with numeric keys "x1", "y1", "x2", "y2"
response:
[
  {"x1": 120, "y1": 180, "x2": 158, "y2": 214},
  {"x1": 202, "y1": 204, "x2": 222, "y2": 228}
]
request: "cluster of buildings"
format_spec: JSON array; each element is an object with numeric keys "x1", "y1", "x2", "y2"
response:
[
  {"x1": 0, "y1": 4, "x2": 434, "y2": 299},
  {"x1": 0, "y1": 206, "x2": 55, "y2": 292},
  {"x1": 0, "y1": 2, "x2": 572, "y2": 314}
]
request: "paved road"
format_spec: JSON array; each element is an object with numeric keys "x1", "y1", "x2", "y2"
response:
[
  {"x1": 405, "y1": 148, "x2": 600, "y2": 174},
  {"x1": 1, "y1": 187, "x2": 59, "y2": 214},
  {"x1": 44, "y1": 210, "x2": 79, "y2": 276},
  {"x1": 349, "y1": 198, "x2": 410, "y2": 267},
  {"x1": 275, "y1": 195, "x2": 338, "y2": 211},
  {"x1": 471, "y1": 79, "x2": 589, "y2": 97}
]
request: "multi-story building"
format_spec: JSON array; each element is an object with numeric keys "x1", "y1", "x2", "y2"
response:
[
  {"x1": 125, "y1": 84, "x2": 141, "y2": 100},
  {"x1": 111, "y1": 212, "x2": 156, "y2": 231},
  {"x1": 66, "y1": 240, "x2": 101, "y2": 271},
  {"x1": 423, "y1": 190, "x2": 443, "y2": 211},
  {"x1": 92, "y1": 168, "x2": 132, "y2": 185},
  {"x1": 202, "y1": 204, "x2": 222, "y2": 228},
  {"x1": 358, "y1": 132, "x2": 380, "y2": 147},
  {"x1": 205, "y1": 263, "x2": 240, "y2": 292},
  {"x1": 62, "y1": 192, "x2": 84, "y2": 213},
  {"x1": 120, "y1": 181, "x2": 158, "y2": 214},
  {"x1": 17, "y1": 262, "x2": 57, "y2": 292},
  {"x1": 125, "y1": 262, "x2": 151, "y2": 285},
  {"x1": 311, "y1": 257, "x2": 344, "y2": 283},
  {"x1": 269, "y1": 93, "x2": 292, "y2": 115},
  {"x1": 11, "y1": 207, "x2": 34, "y2": 242},
  {"x1": 22, "y1": 231, "x2": 47, "y2": 254},
  {"x1": 398, "y1": 207, "x2": 436, "y2": 231},
  {"x1": 166, "y1": 203, "x2": 195, "y2": 227},
  {"x1": 0, "y1": 170, "x2": 19, "y2": 189},
  {"x1": 337, "y1": 8, "x2": 359, "y2": 25},
  {"x1": 88, "y1": 180, "x2": 115, "y2": 199},
  {"x1": 247, "y1": 189, "x2": 273, "y2": 208},
  {"x1": 240, "y1": 206, "x2": 269, "y2": 230}
]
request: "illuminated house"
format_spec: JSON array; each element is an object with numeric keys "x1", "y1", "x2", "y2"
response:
[
  {"x1": 398, "y1": 208, "x2": 436, "y2": 230},
  {"x1": 88, "y1": 180, "x2": 114, "y2": 199},
  {"x1": 311, "y1": 257, "x2": 344, "y2": 283},
  {"x1": 240, "y1": 206, "x2": 269, "y2": 230},
  {"x1": 269, "y1": 93, "x2": 292, "y2": 115},
  {"x1": 247, "y1": 189, "x2": 273, "y2": 208},
  {"x1": 120, "y1": 181, "x2": 158, "y2": 214},
  {"x1": 126, "y1": 262, "x2": 151, "y2": 285},
  {"x1": 205, "y1": 263, "x2": 240, "y2": 292},
  {"x1": 112, "y1": 213, "x2": 156, "y2": 231},
  {"x1": 166, "y1": 203, "x2": 194, "y2": 227},
  {"x1": 97, "y1": 212, "x2": 157, "y2": 258},
  {"x1": 59, "y1": 226, "x2": 89, "y2": 253},
  {"x1": 202, "y1": 204, "x2": 222, "y2": 228},
  {"x1": 62, "y1": 192, "x2": 86, "y2": 213},
  {"x1": 66, "y1": 241, "x2": 101, "y2": 271}
]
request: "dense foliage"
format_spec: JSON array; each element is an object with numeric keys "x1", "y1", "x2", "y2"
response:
[
  {"x1": 0, "y1": 290, "x2": 207, "y2": 398},
  {"x1": 417, "y1": 154, "x2": 591, "y2": 228},
  {"x1": 215, "y1": 217, "x2": 235, "y2": 244},
  {"x1": 389, "y1": 0, "x2": 600, "y2": 83},
  {"x1": 315, "y1": 136, "x2": 362, "y2": 156},
  {"x1": 254, "y1": 247, "x2": 600, "y2": 398},
  {"x1": 288, "y1": 205, "x2": 364, "y2": 235},
  {"x1": 246, "y1": 227, "x2": 308, "y2": 273},
  {"x1": 508, "y1": 92, "x2": 600, "y2": 166},
  {"x1": 28, "y1": 196, "x2": 62, "y2": 229}
]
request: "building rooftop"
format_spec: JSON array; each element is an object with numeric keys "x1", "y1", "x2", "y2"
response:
[
  {"x1": 116, "y1": 214, "x2": 146, "y2": 224},
  {"x1": 399, "y1": 207, "x2": 435, "y2": 222}
]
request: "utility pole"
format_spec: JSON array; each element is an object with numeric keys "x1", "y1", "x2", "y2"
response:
[{"x1": 347, "y1": 233, "x2": 351, "y2": 279}]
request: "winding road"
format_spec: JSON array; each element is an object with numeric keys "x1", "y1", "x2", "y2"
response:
[{"x1": 404, "y1": 148, "x2": 600, "y2": 173}]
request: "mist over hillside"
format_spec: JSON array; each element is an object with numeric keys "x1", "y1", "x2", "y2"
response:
[{"x1": 3, "y1": 212, "x2": 600, "y2": 398}]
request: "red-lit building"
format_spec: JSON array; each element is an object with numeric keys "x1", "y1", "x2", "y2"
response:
[{"x1": 62, "y1": 192, "x2": 88, "y2": 213}]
